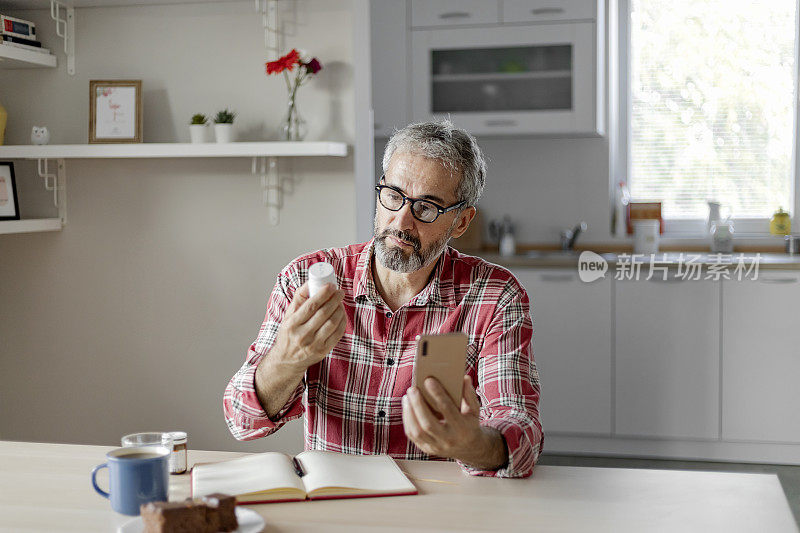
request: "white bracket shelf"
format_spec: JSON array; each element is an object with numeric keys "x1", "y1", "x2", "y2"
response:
[
  {"x1": 36, "y1": 157, "x2": 67, "y2": 217},
  {"x1": 0, "y1": 142, "x2": 347, "y2": 159},
  {"x1": 50, "y1": 0, "x2": 75, "y2": 75},
  {"x1": 255, "y1": 0, "x2": 281, "y2": 54},
  {"x1": 0, "y1": 157, "x2": 67, "y2": 236}
]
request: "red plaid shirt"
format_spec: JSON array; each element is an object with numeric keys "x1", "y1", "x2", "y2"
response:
[{"x1": 223, "y1": 240, "x2": 543, "y2": 478}]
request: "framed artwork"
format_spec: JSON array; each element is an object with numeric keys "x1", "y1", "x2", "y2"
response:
[
  {"x1": 0, "y1": 161, "x2": 19, "y2": 221},
  {"x1": 89, "y1": 80, "x2": 143, "y2": 143}
]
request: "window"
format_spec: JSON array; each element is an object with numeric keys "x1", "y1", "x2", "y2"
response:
[{"x1": 623, "y1": 0, "x2": 799, "y2": 231}]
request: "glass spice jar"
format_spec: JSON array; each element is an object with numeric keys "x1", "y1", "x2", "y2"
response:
[{"x1": 167, "y1": 431, "x2": 188, "y2": 475}]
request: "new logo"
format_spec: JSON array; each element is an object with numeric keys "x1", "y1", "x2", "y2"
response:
[{"x1": 578, "y1": 251, "x2": 608, "y2": 282}]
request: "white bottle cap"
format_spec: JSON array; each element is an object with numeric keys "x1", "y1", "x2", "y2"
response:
[{"x1": 308, "y1": 262, "x2": 337, "y2": 297}]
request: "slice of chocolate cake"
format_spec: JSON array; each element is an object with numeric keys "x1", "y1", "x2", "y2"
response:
[
  {"x1": 140, "y1": 500, "x2": 207, "y2": 533},
  {"x1": 201, "y1": 493, "x2": 238, "y2": 532}
]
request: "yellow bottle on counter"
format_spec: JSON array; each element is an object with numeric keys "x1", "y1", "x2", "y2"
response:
[{"x1": 770, "y1": 207, "x2": 791, "y2": 235}]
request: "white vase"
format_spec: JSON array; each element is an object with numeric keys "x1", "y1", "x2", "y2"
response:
[
  {"x1": 189, "y1": 124, "x2": 208, "y2": 143},
  {"x1": 214, "y1": 123, "x2": 234, "y2": 143}
]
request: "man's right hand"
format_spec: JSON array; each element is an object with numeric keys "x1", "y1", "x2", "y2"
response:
[
  {"x1": 270, "y1": 281, "x2": 347, "y2": 374},
  {"x1": 255, "y1": 281, "x2": 346, "y2": 418}
]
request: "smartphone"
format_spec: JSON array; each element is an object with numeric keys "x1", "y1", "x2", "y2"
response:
[{"x1": 412, "y1": 332, "x2": 469, "y2": 407}]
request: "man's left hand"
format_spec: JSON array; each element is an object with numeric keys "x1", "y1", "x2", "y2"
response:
[{"x1": 402, "y1": 375, "x2": 508, "y2": 470}]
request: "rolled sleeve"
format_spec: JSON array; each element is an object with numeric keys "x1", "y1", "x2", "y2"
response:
[
  {"x1": 223, "y1": 270, "x2": 305, "y2": 441},
  {"x1": 459, "y1": 284, "x2": 544, "y2": 478},
  {"x1": 223, "y1": 344, "x2": 305, "y2": 440}
]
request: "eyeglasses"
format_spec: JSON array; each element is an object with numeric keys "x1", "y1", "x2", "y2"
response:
[{"x1": 375, "y1": 178, "x2": 466, "y2": 224}]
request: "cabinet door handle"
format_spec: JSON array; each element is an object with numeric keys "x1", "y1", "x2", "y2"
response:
[
  {"x1": 531, "y1": 7, "x2": 566, "y2": 15},
  {"x1": 485, "y1": 119, "x2": 518, "y2": 127},
  {"x1": 540, "y1": 273, "x2": 576, "y2": 282},
  {"x1": 439, "y1": 11, "x2": 471, "y2": 20},
  {"x1": 647, "y1": 275, "x2": 686, "y2": 282},
  {"x1": 758, "y1": 277, "x2": 799, "y2": 284}
]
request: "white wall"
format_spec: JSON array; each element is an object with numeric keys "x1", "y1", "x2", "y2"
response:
[
  {"x1": 475, "y1": 136, "x2": 612, "y2": 244},
  {"x1": 374, "y1": 135, "x2": 612, "y2": 246},
  {"x1": 0, "y1": 1, "x2": 358, "y2": 454}
]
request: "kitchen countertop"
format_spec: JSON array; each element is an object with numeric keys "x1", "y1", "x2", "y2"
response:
[{"x1": 477, "y1": 251, "x2": 800, "y2": 270}]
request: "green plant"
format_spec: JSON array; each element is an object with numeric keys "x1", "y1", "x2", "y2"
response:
[
  {"x1": 190, "y1": 113, "x2": 208, "y2": 125},
  {"x1": 214, "y1": 108, "x2": 237, "y2": 124}
]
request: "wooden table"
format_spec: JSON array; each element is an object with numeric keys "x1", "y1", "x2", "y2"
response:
[{"x1": 1, "y1": 441, "x2": 797, "y2": 532}]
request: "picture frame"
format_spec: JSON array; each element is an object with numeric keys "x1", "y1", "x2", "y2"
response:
[
  {"x1": 0, "y1": 161, "x2": 20, "y2": 221},
  {"x1": 89, "y1": 80, "x2": 143, "y2": 143}
]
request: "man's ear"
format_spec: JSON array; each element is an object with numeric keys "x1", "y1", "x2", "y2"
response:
[{"x1": 450, "y1": 206, "x2": 477, "y2": 239}]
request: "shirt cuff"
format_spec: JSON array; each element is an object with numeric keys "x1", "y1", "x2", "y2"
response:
[
  {"x1": 228, "y1": 364, "x2": 304, "y2": 439},
  {"x1": 457, "y1": 418, "x2": 539, "y2": 478}
]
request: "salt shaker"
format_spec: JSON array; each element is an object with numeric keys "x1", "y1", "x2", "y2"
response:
[{"x1": 308, "y1": 262, "x2": 337, "y2": 297}]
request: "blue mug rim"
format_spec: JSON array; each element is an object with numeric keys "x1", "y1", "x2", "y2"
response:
[{"x1": 106, "y1": 445, "x2": 170, "y2": 462}]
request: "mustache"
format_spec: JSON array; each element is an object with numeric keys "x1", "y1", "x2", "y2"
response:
[{"x1": 377, "y1": 228, "x2": 421, "y2": 252}]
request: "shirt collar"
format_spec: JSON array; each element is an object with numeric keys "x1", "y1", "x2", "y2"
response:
[
  {"x1": 354, "y1": 239, "x2": 457, "y2": 309},
  {"x1": 354, "y1": 239, "x2": 380, "y2": 302}
]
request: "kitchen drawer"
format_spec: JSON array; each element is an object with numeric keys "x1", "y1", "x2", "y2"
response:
[
  {"x1": 411, "y1": 0, "x2": 500, "y2": 28},
  {"x1": 503, "y1": 0, "x2": 598, "y2": 23}
]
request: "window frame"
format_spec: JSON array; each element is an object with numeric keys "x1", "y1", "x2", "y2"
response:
[{"x1": 613, "y1": 0, "x2": 800, "y2": 236}]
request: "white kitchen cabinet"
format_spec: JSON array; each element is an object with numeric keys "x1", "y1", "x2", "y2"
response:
[
  {"x1": 370, "y1": 0, "x2": 409, "y2": 137},
  {"x1": 722, "y1": 273, "x2": 800, "y2": 443},
  {"x1": 514, "y1": 268, "x2": 612, "y2": 435},
  {"x1": 615, "y1": 277, "x2": 720, "y2": 440},
  {"x1": 502, "y1": 0, "x2": 599, "y2": 24},
  {"x1": 410, "y1": 0, "x2": 500, "y2": 28},
  {"x1": 411, "y1": 20, "x2": 603, "y2": 136}
]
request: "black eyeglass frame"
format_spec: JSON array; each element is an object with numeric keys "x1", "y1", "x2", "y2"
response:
[{"x1": 375, "y1": 176, "x2": 467, "y2": 224}]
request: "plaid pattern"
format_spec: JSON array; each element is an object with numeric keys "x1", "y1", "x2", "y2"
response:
[{"x1": 223, "y1": 239, "x2": 543, "y2": 478}]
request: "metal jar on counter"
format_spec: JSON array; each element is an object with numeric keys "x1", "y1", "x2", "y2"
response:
[{"x1": 786, "y1": 235, "x2": 800, "y2": 255}]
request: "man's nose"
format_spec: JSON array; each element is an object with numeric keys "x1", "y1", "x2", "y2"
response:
[{"x1": 392, "y1": 201, "x2": 417, "y2": 229}]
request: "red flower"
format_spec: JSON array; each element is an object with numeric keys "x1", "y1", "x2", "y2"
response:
[
  {"x1": 265, "y1": 49, "x2": 301, "y2": 75},
  {"x1": 304, "y1": 58, "x2": 322, "y2": 74}
]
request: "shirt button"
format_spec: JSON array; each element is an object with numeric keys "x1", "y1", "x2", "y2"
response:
[
  {"x1": 378, "y1": 410, "x2": 386, "y2": 418},
  {"x1": 386, "y1": 358, "x2": 395, "y2": 366},
  {"x1": 386, "y1": 311, "x2": 392, "y2": 318}
]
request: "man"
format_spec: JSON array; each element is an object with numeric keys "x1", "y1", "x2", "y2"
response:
[{"x1": 224, "y1": 120, "x2": 543, "y2": 477}]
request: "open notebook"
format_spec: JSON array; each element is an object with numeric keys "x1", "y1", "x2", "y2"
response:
[{"x1": 191, "y1": 450, "x2": 418, "y2": 504}]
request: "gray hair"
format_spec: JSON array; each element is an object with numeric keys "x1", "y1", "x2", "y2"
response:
[{"x1": 381, "y1": 119, "x2": 487, "y2": 207}]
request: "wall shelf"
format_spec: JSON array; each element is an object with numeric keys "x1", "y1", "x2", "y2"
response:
[
  {"x1": 0, "y1": 142, "x2": 349, "y2": 159},
  {"x1": 0, "y1": 0, "x2": 233, "y2": 7},
  {"x1": 0, "y1": 44, "x2": 58, "y2": 69},
  {"x1": 0, "y1": 218, "x2": 63, "y2": 235}
]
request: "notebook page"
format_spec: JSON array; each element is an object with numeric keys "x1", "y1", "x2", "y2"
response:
[
  {"x1": 297, "y1": 451, "x2": 416, "y2": 495},
  {"x1": 192, "y1": 452, "x2": 305, "y2": 498}
]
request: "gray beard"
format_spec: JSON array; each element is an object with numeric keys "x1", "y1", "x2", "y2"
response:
[{"x1": 373, "y1": 221, "x2": 455, "y2": 273}]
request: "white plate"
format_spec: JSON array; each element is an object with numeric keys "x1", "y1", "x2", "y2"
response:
[{"x1": 118, "y1": 506, "x2": 264, "y2": 533}]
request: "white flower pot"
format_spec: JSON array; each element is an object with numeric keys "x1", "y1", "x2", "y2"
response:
[
  {"x1": 214, "y1": 123, "x2": 234, "y2": 143},
  {"x1": 189, "y1": 124, "x2": 208, "y2": 143}
]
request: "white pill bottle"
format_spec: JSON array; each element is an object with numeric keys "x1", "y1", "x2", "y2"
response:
[{"x1": 308, "y1": 261, "x2": 338, "y2": 297}]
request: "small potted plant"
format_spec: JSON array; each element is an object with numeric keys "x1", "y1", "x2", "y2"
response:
[
  {"x1": 213, "y1": 108, "x2": 237, "y2": 143},
  {"x1": 189, "y1": 113, "x2": 209, "y2": 143}
]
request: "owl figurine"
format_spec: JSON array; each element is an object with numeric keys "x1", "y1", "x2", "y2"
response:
[{"x1": 31, "y1": 126, "x2": 50, "y2": 145}]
